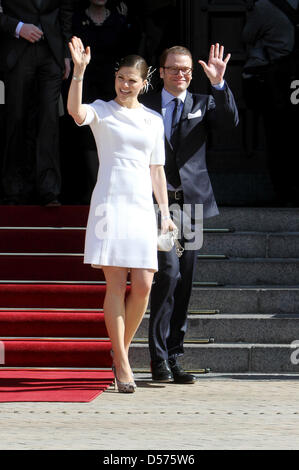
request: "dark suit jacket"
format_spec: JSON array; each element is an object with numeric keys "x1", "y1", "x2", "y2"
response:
[
  {"x1": 142, "y1": 83, "x2": 239, "y2": 218},
  {"x1": 0, "y1": 0, "x2": 73, "y2": 70}
]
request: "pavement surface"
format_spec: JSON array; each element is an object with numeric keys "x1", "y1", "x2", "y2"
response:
[{"x1": 1, "y1": 372, "x2": 299, "y2": 451}]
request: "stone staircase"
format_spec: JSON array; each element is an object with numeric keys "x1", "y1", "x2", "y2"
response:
[
  {"x1": 131, "y1": 207, "x2": 299, "y2": 374},
  {"x1": 1, "y1": 205, "x2": 298, "y2": 374}
]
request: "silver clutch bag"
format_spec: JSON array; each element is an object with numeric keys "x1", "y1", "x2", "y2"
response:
[{"x1": 157, "y1": 228, "x2": 184, "y2": 257}]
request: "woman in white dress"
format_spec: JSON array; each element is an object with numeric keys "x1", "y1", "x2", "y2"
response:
[{"x1": 67, "y1": 36, "x2": 176, "y2": 393}]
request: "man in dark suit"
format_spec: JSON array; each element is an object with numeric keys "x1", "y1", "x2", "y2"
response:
[
  {"x1": 142, "y1": 43, "x2": 239, "y2": 383},
  {"x1": 0, "y1": 0, "x2": 73, "y2": 205}
]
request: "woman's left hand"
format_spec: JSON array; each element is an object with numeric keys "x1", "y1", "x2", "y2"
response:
[{"x1": 161, "y1": 217, "x2": 177, "y2": 234}]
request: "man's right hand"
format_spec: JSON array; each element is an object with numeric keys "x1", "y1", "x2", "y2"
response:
[{"x1": 19, "y1": 23, "x2": 43, "y2": 43}]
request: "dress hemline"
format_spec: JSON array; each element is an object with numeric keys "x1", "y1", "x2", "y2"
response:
[{"x1": 89, "y1": 263, "x2": 157, "y2": 273}]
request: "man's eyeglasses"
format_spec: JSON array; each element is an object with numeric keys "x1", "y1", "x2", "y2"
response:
[{"x1": 162, "y1": 66, "x2": 193, "y2": 76}]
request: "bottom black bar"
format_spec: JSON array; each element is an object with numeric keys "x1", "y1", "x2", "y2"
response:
[{"x1": 0, "y1": 450, "x2": 292, "y2": 466}]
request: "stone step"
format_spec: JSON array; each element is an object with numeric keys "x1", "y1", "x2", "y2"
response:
[
  {"x1": 204, "y1": 207, "x2": 299, "y2": 232},
  {"x1": 201, "y1": 232, "x2": 299, "y2": 258},
  {"x1": 4, "y1": 228, "x2": 297, "y2": 257},
  {"x1": 194, "y1": 258, "x2": 299, "y2": 285},
  {"x1": 189, "y1": 287, "x2": 299, "y2": 314},
  {"x1": 136, "y1": 314, "x2": 299, "y2": 344},
  {"x1": 129, "y1": 343, "x2": 299, "y2": 373}
]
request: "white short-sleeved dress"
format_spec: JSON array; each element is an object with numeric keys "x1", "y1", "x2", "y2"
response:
[{"x1": 77, "y1": 99, "x2": 165, "y2": 272}]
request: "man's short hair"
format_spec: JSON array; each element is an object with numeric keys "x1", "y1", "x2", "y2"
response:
[{"x1": 159, "y1": 46, "x2": 193, "y2": 67}]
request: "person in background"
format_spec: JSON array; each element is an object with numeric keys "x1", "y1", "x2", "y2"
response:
[
  {"x1": 72, "y1": 0, "x2": 131, "y2": 103},
  {"x1": 0, "y1": 0, "x2": 73, "y2": 206},
  {"x1": 0, "y1": 2, "x2": 4, "y2": 197}
]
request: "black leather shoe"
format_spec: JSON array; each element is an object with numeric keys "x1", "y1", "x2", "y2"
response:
[
  {"x1": 151, "y1": 360, "x2": 173, "y2": 382},
  {"x1": 169, "y1": 358, "x2": 197, "y2": 384}
]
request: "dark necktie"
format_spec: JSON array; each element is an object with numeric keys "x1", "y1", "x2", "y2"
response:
[
  {"x1": 170, "y1": 98, "x2": 181, "y2": 149},
  {"x1": 165, "y1": 98, "x2": 182, "y2": 188}
]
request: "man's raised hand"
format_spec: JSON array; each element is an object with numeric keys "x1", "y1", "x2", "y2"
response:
[{"x1": 198, "y1": 43, "x2": 230, "y2": 85}]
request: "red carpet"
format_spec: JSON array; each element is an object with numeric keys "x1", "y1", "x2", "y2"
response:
[
  {"x1": 0, "y1": 228, "x2": 86, "y2": 253},
  {"x1": 0, "y1": 205, "x2": 118, "y2": 402},
  {"x1": 0, "y1": 284, "x2": 109, "y2": 309},
  {"x1": 0, "y1": 369, "x2": 114, "y2": 402},
  {"x1": 0, "y1": 205, "x2": 89, "y2": 227},
  {"x1": 0, "y1": 254, "x2": 106, "y2": 281},
  {"x1": 1, "y1": 339, "x2": 113, "y2": 367},
  {"x1": 0, "y1": 310, "x2": 108, "y2": 337}
]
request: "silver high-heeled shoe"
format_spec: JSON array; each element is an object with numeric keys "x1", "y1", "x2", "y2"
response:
[
  {"x1": 112, "y1": 364, "x2": 136, "y2": 393},
  {"x1": 110, "y1": 350, "x2": 137, "y2": 389}
]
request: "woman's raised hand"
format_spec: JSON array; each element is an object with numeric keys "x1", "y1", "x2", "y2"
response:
[{"x1": 68, "y1": 36, "x2": 91, "y2": 72}]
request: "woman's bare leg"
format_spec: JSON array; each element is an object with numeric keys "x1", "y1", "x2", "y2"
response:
[
  {"x1": 102, "y1": 266, "x2": 133, "y2": 383},
  {"x1": 124, "y1": 268, "x2": 155, "y2": 354}
]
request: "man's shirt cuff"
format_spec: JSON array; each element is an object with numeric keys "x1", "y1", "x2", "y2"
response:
[
  {"x1": 15, "y1": 22, "x2": 24, "y2": 38},
  {"x1": 212, "y1": 80, "x2": 225, "y2": 90}
]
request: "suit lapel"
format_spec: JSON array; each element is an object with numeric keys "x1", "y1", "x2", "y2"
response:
[{"x1": 181, "y1": 91, "x2": 194, "y2": 119}]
